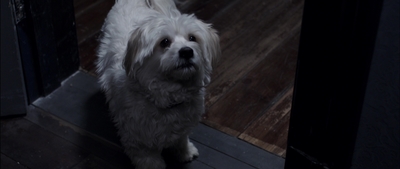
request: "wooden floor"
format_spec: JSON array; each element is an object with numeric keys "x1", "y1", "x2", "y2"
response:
[
  {"x1": 1, "y1": 71, "x2": 285, "y2": 169},
  {"x1": 75, "y1": 0, "x2": 304, "y2": 157}
]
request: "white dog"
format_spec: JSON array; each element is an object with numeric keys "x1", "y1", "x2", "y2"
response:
[{"x1": 96, "y1": 0, "x2": 220, "y2": 168}]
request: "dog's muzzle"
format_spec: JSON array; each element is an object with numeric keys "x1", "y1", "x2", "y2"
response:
[{"x1": 176, "y1": 47, "x2": 196, "y2": 70}]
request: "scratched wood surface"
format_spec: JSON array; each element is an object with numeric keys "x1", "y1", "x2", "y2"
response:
[{"x1": 74, "y1": 0, "x2": 304, "y2": 157}]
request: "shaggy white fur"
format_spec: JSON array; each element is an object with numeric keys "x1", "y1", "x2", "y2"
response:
[{"x1": 96, "y1": 0, "x2": 220, "y2": 168}]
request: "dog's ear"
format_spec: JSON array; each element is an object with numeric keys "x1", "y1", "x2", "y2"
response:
[
  {"x1": 146, "y1": 0, "x2": 180, "y2": 18},
  {"x1": 205, "y1": 27, "x2": 221, "y2": 69},
  {"x1": 195, "y1": 20, "x2": 221, "y2": 86},
  {"x1": 123, "y1": 30, "x2": 139, "y2": 77},
  {"x1": 123, "y1": 28, "x2": 154, "y2": 77}
]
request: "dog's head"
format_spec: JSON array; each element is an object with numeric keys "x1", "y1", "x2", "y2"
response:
[{"x1": 123, "y1": 14, "x2": 220, "y2": 86}]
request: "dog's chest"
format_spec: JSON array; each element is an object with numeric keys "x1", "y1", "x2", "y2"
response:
[
  {"x1": 157, "y1": 104, "x2": 201, "y2": 129},
  {"x1": 151, "y1": 104, "x2": 202, "y2": 145}
]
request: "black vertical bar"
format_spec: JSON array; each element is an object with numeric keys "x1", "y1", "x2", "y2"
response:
[
  {"x1": 14, "y1": 0, "x2": 43, "y2": 103},
  {"x1": 16, "y1": 0, "x2": 79, "y2": 99},
  {"x1": 1, "y1": 0, "x2": 27, "y2": 116},
  {"x1": 285, "y1": 0, "x2": 384, "y2": 168},
  {"x1": 29, "y1": 0, "x2": 60, "y2": 95},
  {"x1": 49, "y1": 0, "x2": 80, "y2": 81}
]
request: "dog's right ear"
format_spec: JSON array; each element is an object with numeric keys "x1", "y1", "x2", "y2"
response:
[
  {"x1": 123, "y1": 28, "x2": 153, "y2": 77},
  {"x1": 123, "y1": 30, "x2": 139, "y2": 77}
]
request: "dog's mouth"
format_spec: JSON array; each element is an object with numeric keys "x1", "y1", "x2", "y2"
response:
[
  {"x1": 169, "y1": 61, "x2": 198, "y2": 80},
  {"x1": 165, "y1": 58, "x2": 199, "y2": 80},
  {"x1": 176, "y1": 62, "x2": 195, "y2": 70}
]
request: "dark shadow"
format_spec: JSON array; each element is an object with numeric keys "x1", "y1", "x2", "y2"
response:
[{"x1": 83, "y1": 90, "x2": 121, "y2": 145}]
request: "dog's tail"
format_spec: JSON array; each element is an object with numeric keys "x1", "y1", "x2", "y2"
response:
[{"x1": 146, "y1": 0, "x2": 181, "y2": 17}]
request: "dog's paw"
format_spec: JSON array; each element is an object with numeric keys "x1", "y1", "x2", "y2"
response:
[{"x1": 179, "y1": 141, "x2": 199, "y2": 162}]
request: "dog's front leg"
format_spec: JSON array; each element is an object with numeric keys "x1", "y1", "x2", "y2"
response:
[
  {"x1": 126, "y1": 148, "x2": 165, "y2": 169},
  {"x1": 168, "y1": 136, "x2": 199, "y2": 163}
]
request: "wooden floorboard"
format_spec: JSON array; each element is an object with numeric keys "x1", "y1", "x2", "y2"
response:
[
  {"x1": 74, "y1": 0, "x2": 100, "y2": 17},
  {"x1": 73, "y1": 0, "x2": 304, "y2": 157},
  {"x1": 74, "y1": 0, "x2": 114, "y2": 44},
  {"x1": 25, "y1": 107, "x2": 133, "y2": 169},
  {"x1": 71, "y1": 154, "x2": 117, "y2": 169},
  {"x1": 203, "y1": 0, "x2": 303, "y2": 156},
  {"x1": 1, "y1": 103, "x2": 274, "y2": 169},
  {"x1": 27, "y1": 71, "x2": 284, "y2": 169},
  {"x1": 205, "y1": 0, "x2": 303, "y2": 108},
  {"x1": 33, "y1": 72, "x2": 120, "y2": 145},
  {"x1": 239, "y1": 88, "x2": 294, "y2": 157},
  {"x1": 182, "y1": 0, "x2": 239, "y2": 22},
  {"x1": 1, "y1": 117, "x2": 90, "y2": 169},
  {"x1": 1, "y1": 154, "x2": 28, "y2": 169},
  {"x1": 78, "y1": 32, "x2": 101, "y2": 74},
  {"x1": 209, "y1": 0, "x2": 288, "y2": 42},
  {"x1": 204, "y1": 31, "x2": 300, "y2": 135},
  {"x1": 191, "y1": 125, "x2": 285, "y2": 169}
]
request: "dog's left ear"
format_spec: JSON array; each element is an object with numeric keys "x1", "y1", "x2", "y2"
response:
[{"x1": 196, "y1": 20, "x2": 221, "y2": 86}]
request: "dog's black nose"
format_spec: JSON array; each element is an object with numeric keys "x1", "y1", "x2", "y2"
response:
[{"x1": 179, "y1": 47, "x2": 194, "y2": 60}]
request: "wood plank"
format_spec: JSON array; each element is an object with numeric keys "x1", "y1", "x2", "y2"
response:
[
  {"x1": 191, "y1": 124, "x2": 285, "y2": 169},
  {"x1": 32, "y1": 72, "x2": 120, "y2": 145},
  {"x1": 26, "y1": 106, "x2": 215, "y2": 169},
  {"x1": 1, "y1": 154, "x2": 28, "y2": 169},
  {"x1": 78, "y1": 32, "x2": 101, "y2": 74},
  {"x1": 203, "y1": 32, "x2": 300, "y2": 136},
  {"x1": 239, "y1": 88, "x2": 293, "y2": 157},
  {"x1": 0, "y1": 117, "x2": 89, "y2": 169},
  {"x1": 191, "y1": 141, "x2": 256, "y2": 169},
  {"x1": 75, "y1": 0, "x2": 114, "y2": 44},
  {"x1": 210, "y1": 0, "x2": 303, "y2": 48},
  {"x1": 205, "y1": 0, "x2": 304, "y2": 108},
  {"x1": 176, "y1": 0, "x2": 213, "y2": 14},
  {"x1": 209, "y1": 0, "x2": 288, "y2": 37},
  {"x1": 186, "y1": 0, "x2": 239, "y2": 22},
  {"x1": 31, "y1": 71, "x2": 282, "y2": 168},
  {"x1": 72, "y1": 154, "x2": 120, "y2": 169},
  {"x1": 27, "y1": 103, "x2": 256, "y2": 169},
  {"x1": 25, "y1": 106, "x2": 133, "y2": 169},
  {"x1": 165, "y1": 160, "x2": 214, "y2": 169},
  {"x1": 74, "y1": 0, "x2": 104, "y2": 17}
]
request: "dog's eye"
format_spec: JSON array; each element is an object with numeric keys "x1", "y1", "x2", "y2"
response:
[
  {"x1": 189, "y1": 35, "x2": 196, "y2": 42},
  {"x1": 160, "y1": 38, "x2": 170, "y2": 48}
]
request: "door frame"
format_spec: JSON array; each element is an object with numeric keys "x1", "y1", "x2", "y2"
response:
[
  {"x1": 285, "y1": 0, "x2": 386, "y2": 168},
  {"x1": 1, "y1": 0, "x2": 27, "y2": 116},
  {"x1": 12, "y1": 0, "x2": 80, "y2": 104}
]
